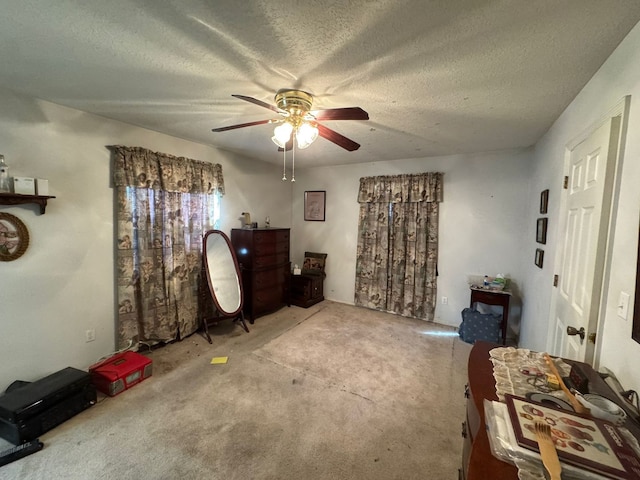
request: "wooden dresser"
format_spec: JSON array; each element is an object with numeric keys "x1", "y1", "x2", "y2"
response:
[
  {"x1": 230, "y1": 228, "x2": 290, "y2": 322},
  {"x1": 461, "y1": 341, "x2": 640, "y2": 479},
  {"x1": 461, "y1": 341, "x2": 518, "y2": 480}
]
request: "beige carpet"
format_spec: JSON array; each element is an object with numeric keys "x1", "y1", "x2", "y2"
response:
[{"x1": 0, "y1": 301, "x2": 471, "y2": 479}]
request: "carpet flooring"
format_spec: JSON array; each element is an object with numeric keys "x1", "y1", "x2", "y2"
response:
[{"x1": 0, "y1": 301, "x2": 472, "y2": 479}]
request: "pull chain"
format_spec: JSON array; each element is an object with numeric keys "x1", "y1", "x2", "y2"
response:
[
  {"x1": 281, "y1": 144, "x2": 287, "y2": 181},
  {"x1": 291, "y1": 135, "x2": 296, "y2": 182}
]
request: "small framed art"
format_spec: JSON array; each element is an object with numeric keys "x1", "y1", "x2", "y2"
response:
[
  {"x1": 540, "y1": 189, "x2": 549, "y2": 214},
  {"x1": 535, "y1": 248, "x2": 544, "y2": 268},
  {"x1": 536, "y1": 218, "x2": 548, "y2": 244},
  {"x1": 304, "y1": 191, "x2": 326, "y2": 221}
]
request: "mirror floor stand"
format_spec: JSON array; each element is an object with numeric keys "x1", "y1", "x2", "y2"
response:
[{"x1": 201, "y1": 311, "x2": 250, "y2": 344}]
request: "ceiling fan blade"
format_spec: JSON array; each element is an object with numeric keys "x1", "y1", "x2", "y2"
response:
[
  {"x1": 311, "y1": 107, "x2": 369, "y2": 121},
  {"x1": 232, "y1": 94, "x2": 283, "y2": 113},
  {"x1": 317, "y1": 124, "x2": 361, "y2": 151},
  {"x1": 212, "y1": 119, "x2": 273, "y2": 132}
]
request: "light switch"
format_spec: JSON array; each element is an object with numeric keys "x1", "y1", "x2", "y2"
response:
[{"x1": 617, "y1": 291, "x2": 630, "y2": 320}]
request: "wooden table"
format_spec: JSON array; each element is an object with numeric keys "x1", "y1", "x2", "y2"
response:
[{"x1": 469, "y1": 287, "x2": 511, "y2": 345}]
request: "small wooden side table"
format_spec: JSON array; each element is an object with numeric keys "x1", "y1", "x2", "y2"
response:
[
  {"x1": 469, "y1": 287, "x2": 511, "y2": 345},
  {"x1": 290, "y1": 274, "x2": 324, "y2": 308}
]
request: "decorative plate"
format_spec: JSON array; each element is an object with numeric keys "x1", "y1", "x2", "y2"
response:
[{"x1": 0, "y1": 212, "x2": 29, "y2": 261}]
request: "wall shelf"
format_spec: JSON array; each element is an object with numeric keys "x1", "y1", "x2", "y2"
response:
[{"x1": 0, "y1": 193, "x2": 56, "y2": 214}]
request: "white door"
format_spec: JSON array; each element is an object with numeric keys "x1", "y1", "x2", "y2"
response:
[{"x1": 552, "y1": 117, "x2": 619, "y2": 362}]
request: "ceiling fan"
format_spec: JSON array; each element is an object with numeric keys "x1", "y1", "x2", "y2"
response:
[{"x1": 212, "y1": 89, "x2": 369, "y2": 151}]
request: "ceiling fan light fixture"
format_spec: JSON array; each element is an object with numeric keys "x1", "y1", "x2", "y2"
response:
[
  {"x1": 271, "y1": 122, "x2": 293, "y2": 148},
  {"x1": 296, "y1": 121, "x2": 318, "y2": 149}
]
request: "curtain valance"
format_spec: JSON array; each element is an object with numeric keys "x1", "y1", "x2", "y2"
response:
[
  {"x1": 109, "y1": 145, "x2": 225, "y2": 195},
  {"x1": 357, "y1": 173, "x2": 443, "y2": 204}
]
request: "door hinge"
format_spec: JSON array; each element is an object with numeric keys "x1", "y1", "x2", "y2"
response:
[
  {"x1": 553, "y1": 274, "x2": 559, "y2": 287},
  {"x1": 563, "y1": 176, "x2": 569, "y2": 189}
]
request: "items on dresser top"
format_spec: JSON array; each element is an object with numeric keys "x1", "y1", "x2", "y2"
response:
[
  {"x1": 461, "y1": 342, "x2": 640, "y2": 480},
  {"x1": 487, "y1": 346, "x2": 640, "y2": 479},
  {"x1": 488, "y1": 346, "x2": 571, "y2": 403},
  {"x1": 487, "y1": 394, "x2": 640, "y2": 479},
  {"x1": 575, "y1": 393, "x2": 628, "y2": 426}
]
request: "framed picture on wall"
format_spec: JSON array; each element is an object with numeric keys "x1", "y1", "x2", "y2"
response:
[
  {"x1": 536, "y1": 218, "x2": 548, "y2": 244},
  {"x1": 535, "y1": 248, "x2": 544, "y2": 268},
  {"x1": 304, "y1": 191, "x2": 326, "y2": 221},
  {"x1": 540, "y1": 189, "x2": 549, "y2": 214}
]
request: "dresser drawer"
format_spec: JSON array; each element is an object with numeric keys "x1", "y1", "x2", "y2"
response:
[
  {"x1": 466, "y1": 384, "x2": 480, "y2": 442},
  {"x1": 254, "y1": 242, "x2": 278, "y2": 256},
  {"x1": 253, "y1": 239, "x2": 289, "y2": 256},
  {"x1": 254, "y1": 286, "x2": 286, "y2": 311},
  {"x1": 253, "y1": 229, "x2": 289, "y2": 245},
  {"x1": 254, "y1": 267, "x2": 286, "y2": 289},
  {"x1": 254, "y1": 251, "x2": 289, "y2": 268}
]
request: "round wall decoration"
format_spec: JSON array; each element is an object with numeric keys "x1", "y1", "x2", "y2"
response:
[{"x1": 0, "y1": 212, "x2": 29, "y2": 261}]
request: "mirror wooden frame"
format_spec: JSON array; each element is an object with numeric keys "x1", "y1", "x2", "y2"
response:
[{"x1": 201, "y1": 230, "x2": 249, "y2": 343}]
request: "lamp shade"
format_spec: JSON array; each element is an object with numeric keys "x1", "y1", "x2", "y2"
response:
[
  {"x1": 272, "y1": 122, "x2": 293, "y2": 148},
  {"x1": 296, "y1": 122, "x2": 319, "y2": 149}
]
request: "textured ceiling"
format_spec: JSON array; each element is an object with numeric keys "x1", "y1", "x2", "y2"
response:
[{"x1": 0, "y1": 1, "x2": 639, "y2": 167}]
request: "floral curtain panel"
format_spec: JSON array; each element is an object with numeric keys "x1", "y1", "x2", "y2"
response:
[
  {"x1": 355, "y1": 173, "x2": 443, "y2": 321},
  {"x1": 110, "y1": 146, "x2": 224, "y2": 348}
]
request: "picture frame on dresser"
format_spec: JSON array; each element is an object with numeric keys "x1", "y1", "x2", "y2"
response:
[{"x1": 304, "y1": 190, "x2": 326, "y2": 221}]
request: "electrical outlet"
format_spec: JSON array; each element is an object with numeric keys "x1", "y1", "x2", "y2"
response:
[
  {"x1": 618, "y1": 291, "x2": 630, "y2": 320},
  {"x1": 85, "y1": 329, "x2": 96, "y2": 342},
  {"x1": 441, "y1": 296, "x2": 448, "y2": 305}
]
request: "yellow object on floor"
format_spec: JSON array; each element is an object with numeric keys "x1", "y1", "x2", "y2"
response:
[{"x1": 210, "y1": 356, "x2": 228, "y2": 365}]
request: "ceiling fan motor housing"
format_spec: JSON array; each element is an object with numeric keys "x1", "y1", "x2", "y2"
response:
[{"x1": 275, "y1": 89, "x2": 314, "y2": 125}]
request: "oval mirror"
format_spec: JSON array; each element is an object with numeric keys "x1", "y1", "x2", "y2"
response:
[{"x1": 201, "y1": 230, "x2": 249, "y2": 343}]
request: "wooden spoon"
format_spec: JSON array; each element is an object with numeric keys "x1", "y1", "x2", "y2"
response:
[{"x1": 543, "y1": 353, "x2": 591, "y2": 415}]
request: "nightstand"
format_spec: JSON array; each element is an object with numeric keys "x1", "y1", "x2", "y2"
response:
[
  {"x1": 290, "y1": 274, "x2": 324, "y2": 308},
  {"x1": 469, "y1": 287, "x2": 511, "y2": 345}
]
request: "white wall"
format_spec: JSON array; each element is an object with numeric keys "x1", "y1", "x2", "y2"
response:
[
  {"x1": 522, "y1": 22, "x2": 640, "y2": 393},
  {"x1": 0, "y1": 89, "x2": 291, "y2": 389},
  {"x1": 290, "y1": 149, "x2": 532, "y2": 329}
]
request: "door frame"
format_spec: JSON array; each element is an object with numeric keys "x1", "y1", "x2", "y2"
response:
[{"x1": 546, "y1": 96, "x2": 630, "y2": 366}]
